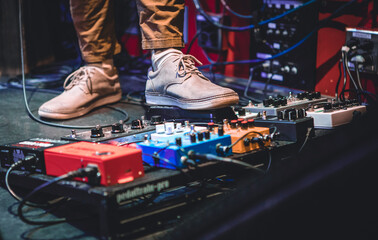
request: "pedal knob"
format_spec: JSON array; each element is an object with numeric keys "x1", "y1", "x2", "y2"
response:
[
  {"x1": 314, "y1": 92, "x2": 321, "y2": 99},
  {"x1": 91, "y1": 125, "x2": 104, "y2": 138},
  {"x1": 131, "y1": 119, "x2": 143, "y2": 129},
  {"x1": 207, "y1": 122, "x2": 215, "y2": 131},
  {"x1": 190, "y1": 133, "x2": 196, "y2": 143},
  {"x1": 111, "y1": 122, "x2": 124, "y2": 133},
  {"x1": 280, "y1": 98, "x2": 287, "y2": 106},
  {"x1": 263, "y1": 98, "x2": 273, "y2": 107},
  {"x1": 175, "y1": 137, "x2": 182, "y2": 146},
  {"x1": 332, "y1": 102, "x2": 340, "y2": 109},
  {"x1": 297, "y1": 109, "x2": 306, "y2": 119},
  {"x1": 297, "y1": 92, "x2": 305, "y2": 100},
  {"x1": 277, "y1": 111, "x2": 284, "y2": 120},
  {"x1": 165, "y1": 122, "x2": 175, "y2": 135},
  {"x1": 243, "y1": 138, "x2": 250, "y2": 146},
  {"x1": 204, "y1": 130, "x2": 211, "y2": 140},
  {"x1": 324, "y1": 103, "x2": 333, "y2": 111},
  {"x1": 238, "y1": 108, "x2": 246, "y2": 116},
  {"x1": 307, "y1": 92, "x2": 315, "y2": 100},
  {"x1": 272, "y1": 99, "x2": 281, "y2": 107},
  {"x1": 150, "y1": 115, "x2": 163, "y2": 125},
  {"x1": 197, "y1": 132, "x2": 204, "y2": 141},
  {"x1": 230, "y1": 120, "x2": 237, "y2": 129},
  {"x1": 288, "y1": 110, "x2": 297, "y2": 121},
  {"x1": 70, "y1": 129, "x2": 77, "y2": 138},
  {"x1": 144, "y1": 134, "x2": 149, "y2": 140},
  {"x1": 248, "y1": 119, "x2": 255, "y2": 128},
  {"x1": 241, "y1": 121, "x2": 248, "y2": 130},
  {"x1": 175, "y1": 122, "x2": 184, "y2": 132},
  {"x1": 283, "y1": 109, "x2": 290, "y2": 120},
  {"x1": 218, "y1": 125, "x2": 224, "y2": 136}
]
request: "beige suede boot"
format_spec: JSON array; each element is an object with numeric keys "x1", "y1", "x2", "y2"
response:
[
  {"x1": 38, "y1": 61, "x2": 122, "y2": 119},
  {"x1": 146, "y1": 50, "x2": 239, "y2": 110}
]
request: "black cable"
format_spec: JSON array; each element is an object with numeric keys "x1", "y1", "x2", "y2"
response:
[
  {"x1": 263, "y1": 72, "x2": 274, "y2": 96},
  {"x1": 227, "y1": 130, "x2": 264, "y2": 150},
  {"x1": 5, "y1": 156, "x2": 68, "y2": 208},
  {"x1": 186, "y1": 29, "x2": 204, "y2": 54},
  {"x1": 298, "y1": 127, "x2": 313, "y2": 154},
  {"x1": 343, "y1": 51, "x2": 364, "y2": 103},
  {"x1": 17, "y1": 166, "x2": 99, "y2": 225},
  {"x1": 340, "y1": 51, "x2": 348, "y2": 101},
  {"x1": 187, "y1": 151, "x2": 266, "y2": 174},
  {"x1": 142, "y1": 152, "x2": 197, "y2": 181},
  {"x1": 335, "y1": 59, "x2": 343, "y2": 100},
  {"x1": 344, "y1": 52, "x2": 360, "y2": 91},
  {"x1": 5, "y1": 156, "x2": 39, "y2": 204},
  {"x1": 354, "y1": 61, "x2": 364, "y2": 91},
  {"x1": 220, "y1": 0, "x2": 253, "y2": 19},
  {"x1": 243, "y1": 67, "x2": 264, "y2": 103},
  {"x1": 270, "y1": 126, "x2": 278, "y2": 138},
  {"x1": 264, "y1": 151, "x2": 272, "y2": 173},
  {"x1": 142, "y1": 153, "x2": 185, "y2": 172}
]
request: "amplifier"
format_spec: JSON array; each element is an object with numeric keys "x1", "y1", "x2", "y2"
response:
[{"x1": 251, "y1": 0, "x2": 319, "y2": 90}]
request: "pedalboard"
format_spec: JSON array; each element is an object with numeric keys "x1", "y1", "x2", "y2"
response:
[
  {"x1": 146, "y1": 106, "x2": 237, "y2": 123},
  {"x1": 243, "y1": 91, "x2": 328, "y2": 116},
  {"x1": 61, "y1": 119, "x2": 156, "y2": 143},
  {"x1": 136, "y1": 123, "x2": 232, "y2": 169},
  {"x1": 306, "y1": 101, "x2": 367, "y2": 129},
  {"x1": 44, "y1": 142, "x2": 144, "y2": 186},
  {"x1": 0, "y1": 138, "x2": 72, "y2": 173},
  {"x1": 223, "y1": 119, "x2": 271, "y2": 153}
]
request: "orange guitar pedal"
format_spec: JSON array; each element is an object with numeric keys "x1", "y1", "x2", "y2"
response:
[{"x1": 224, "y1": 119, "x2": 271, "y2": 153}]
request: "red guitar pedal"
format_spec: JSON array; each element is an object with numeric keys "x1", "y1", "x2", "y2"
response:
[{"x1": 44, "y1": 141, "x2": 144, "y2": 186}]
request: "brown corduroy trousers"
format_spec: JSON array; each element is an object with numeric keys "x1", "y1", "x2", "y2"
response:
[{"x1": 70, "y1": 0, "x2": 185, "y2": 63}]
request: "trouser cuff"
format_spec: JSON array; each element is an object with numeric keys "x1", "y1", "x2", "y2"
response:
[{"x1": 142, "y1": 38, "x2": 184, "y2": 50}]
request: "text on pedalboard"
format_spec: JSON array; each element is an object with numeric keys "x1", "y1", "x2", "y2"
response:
[{"x1": 116, "y1": 180, "x2": 170, "y2": 204}]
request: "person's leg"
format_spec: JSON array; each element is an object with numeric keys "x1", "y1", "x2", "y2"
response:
[
  {"x1": 38, "y1": 0, "x2": 122, "y2": 119},
  {"x1": 71, "y1": 0, "x2": 121, "y2": 63},
  {"x1": 137, "y1": 0, "x2": 239, "y2": 110}
]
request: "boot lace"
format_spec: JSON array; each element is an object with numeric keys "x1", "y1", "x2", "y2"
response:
[
  {"x1": 175, "y1": 54, "x2": 204, "y2": 78},
  {"x1": 63, "y1": 66, "x2": 96, "y2": 93}
]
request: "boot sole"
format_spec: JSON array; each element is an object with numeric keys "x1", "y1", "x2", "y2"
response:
[
  {"x1": 38, "y1": 92, "x2": 122, "y2": 120},
  {"x1": 145, "y1": 93, "x2": 239, "y2": 110}
]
